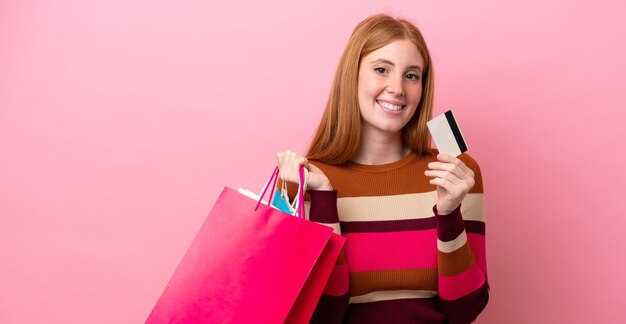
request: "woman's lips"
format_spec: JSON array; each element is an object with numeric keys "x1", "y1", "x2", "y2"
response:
[{"x1": 377, "y1": 100, "x2": 405, "y2": 114}]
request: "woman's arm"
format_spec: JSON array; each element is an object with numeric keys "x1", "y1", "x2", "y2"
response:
[{"x1": 426, "y1": 153, "x2": 489, "y2": 323}]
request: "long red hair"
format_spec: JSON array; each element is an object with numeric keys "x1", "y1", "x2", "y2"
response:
[{"x1": 307, "y1": 14, "x2": 434, "y2": 164}]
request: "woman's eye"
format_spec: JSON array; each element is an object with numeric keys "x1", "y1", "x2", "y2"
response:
[
  {"x1": 374, "y1": 67, "x2": 387, "y2": 74},
  {"x1": 406, "y1": 73, "x2": 421, "y2": 81}
]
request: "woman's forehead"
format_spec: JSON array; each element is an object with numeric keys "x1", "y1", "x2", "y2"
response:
[{"x1": 362, "y1": 40, "x2": 425, "y2": 69}]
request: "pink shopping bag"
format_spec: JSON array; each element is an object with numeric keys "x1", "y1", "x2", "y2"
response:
[{"x1": 146, "y1": 167, "x2": 345, "y2": 323}]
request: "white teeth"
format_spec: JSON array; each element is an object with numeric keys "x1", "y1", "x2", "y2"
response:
[{"x1": 378, "y1": 101, "x2": 404, "y2": 111}]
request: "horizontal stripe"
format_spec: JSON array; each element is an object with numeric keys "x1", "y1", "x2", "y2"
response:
[
  {"x1": 341, "y1": 217, "x2": 436, "y2": 233},
  {"x1": 340, "y1": 218, "x2": 485, "y2": 234},
  {"x1": 338, "y1": 191, "x2": 437, "y2": 222},
  {"x1": 437, "y1": 231, "x2": 467, "y2": 253},
  {"x1": 344, "y1": 297, "x2": 446, "y2": 323},
  {"x1": 438, "y1": 243, "x2": 475, "y2": 277},
  {"x1": 468, "y1": 233, "x2": 487, "y2": 274},
  {"x1": 349, "y1": 290, "x2": 438, "y2": 304},
  {"x1": 323, "y1": 263, "x2": 350, "y2": 296},
  {"x1": 438, "y1": 262, "x2": 487, "y2": 301},
  {"x1": 459, "y1": 193, "x2": 485, "y2": 222},
  {"x1": 338, "y1": 193, "x2": 484, "y2": 222},
  {"x1": 313, "y1": 153, "x2": 484, "y2": 197},
  {"x1": 349, "y1": 268, "x2": 438, "y2": 296},
  {"x1": 344, "y1": 230, "x2": 437, "y2": 272},
  {"x1": 317, "y1": 155, "x2": 436, "y2": 197}
]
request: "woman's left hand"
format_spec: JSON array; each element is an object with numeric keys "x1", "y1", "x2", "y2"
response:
[{"x1": 424, "y1": 153, "x2": 475, "y2": 215}]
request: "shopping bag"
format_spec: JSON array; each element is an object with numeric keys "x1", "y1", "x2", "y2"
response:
[{"x1": 146, "y1": 167, "x2": 345, "y2": 323}]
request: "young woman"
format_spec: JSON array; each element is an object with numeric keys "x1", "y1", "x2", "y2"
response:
[{"x1": 276, "y1": 14, "x2": 488, "y2": 323}]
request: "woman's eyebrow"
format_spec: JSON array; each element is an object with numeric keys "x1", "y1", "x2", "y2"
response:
[{"x1": 370, "y1": 58, "x2": 423, "y2": 73}]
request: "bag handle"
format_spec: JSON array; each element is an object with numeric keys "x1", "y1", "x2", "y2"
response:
[{"x1": 255, "y1": 166, "x2": 307, "y2": 220}]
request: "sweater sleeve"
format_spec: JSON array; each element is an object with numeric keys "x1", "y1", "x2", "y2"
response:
[
  {"x1": 306, "y1": 190, "x2": 350, "y2": 324},
  {"x1": 433, "y1": 155, "x2": 489, "y2": 323}
]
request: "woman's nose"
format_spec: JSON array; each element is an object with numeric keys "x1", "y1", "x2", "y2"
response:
[{"x1": 385, "y1": 75, "x2": 404, "y2": 96}]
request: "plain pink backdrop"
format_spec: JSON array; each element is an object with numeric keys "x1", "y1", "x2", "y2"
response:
[{"x1": 1, "y1": 0, "x2": 625, "y2": 323}]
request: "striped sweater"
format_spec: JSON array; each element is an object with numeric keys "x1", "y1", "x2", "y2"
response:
[{"x1": 301, "y1": 152, "x2": 488, "y2": 323}]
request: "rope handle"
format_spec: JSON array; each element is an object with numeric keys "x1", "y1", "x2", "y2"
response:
[{"x1": 255, "y1": 166, "x2": 308, "y2": 220}]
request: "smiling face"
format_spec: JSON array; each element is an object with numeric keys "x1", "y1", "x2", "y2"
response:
[{"x1": 357, "y1": 39, "x2": 425, "y2": 140}]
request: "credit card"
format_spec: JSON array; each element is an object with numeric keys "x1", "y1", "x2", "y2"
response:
[{"x1": 426, "y1": 109, "x2": 468, "y2": 157}]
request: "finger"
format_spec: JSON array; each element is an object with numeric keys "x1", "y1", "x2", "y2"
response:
[
  {"x1": 276, "y1": 150, "x2": 301, "y2": 183},
  {"x1": 424, "y1": 169, "x2": 461, "y2": 185},
  {"x1": 429, "y1": 177, "x2": 466, "y2": 198},
  {"x1": 432, "y1": 155, "x2": 475, "y2": 180},
  {"x1": 276, "y1": 152, "x2": 287, "y2": 171},
  {"x1": 429, "y1": 177, "x2": 457, "y2": 193},
  {"x1": 436, "y1": 153, "x2": 454, "y2": 163},
  {"x1": 284, "y1": 151, "x2": 305, "y2": 164},
  {"x1": 437, "y1": 154, "x2": 474, "y2": 176},
  {"x1": 278, "y1": 151, "x2": 300, "y2": 165},
  {"x1": 428, "y1": 161, "x2": 467, "y2": 180},
  {"x1": 299, "y1": 156, "x2": 309, "y2": 168},
  {"x1": 428, "y1": 172, "x2": 473, "y2": 194}
]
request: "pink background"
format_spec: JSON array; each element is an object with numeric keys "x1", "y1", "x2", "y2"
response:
[{"x1": 1, "y1": 0, "x2": 625, "y2": 323}]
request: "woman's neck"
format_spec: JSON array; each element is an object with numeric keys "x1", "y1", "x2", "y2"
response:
[{"x1": 353, "y1": 129, "x2": 409, "y2": 165}]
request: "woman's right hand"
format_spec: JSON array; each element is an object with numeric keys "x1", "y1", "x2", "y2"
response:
[{"x1": 276, "y1": 150, "x2": 333, "y2": 191}]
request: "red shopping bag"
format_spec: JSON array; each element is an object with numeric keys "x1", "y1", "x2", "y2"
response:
[{"x1": 146, "y1": 167, "x2": 345, "y2": 323}]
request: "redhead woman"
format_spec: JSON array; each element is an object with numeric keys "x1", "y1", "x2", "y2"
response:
[{"x1": 276, "y1": 14, "x2": 488, "y2": 323}]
